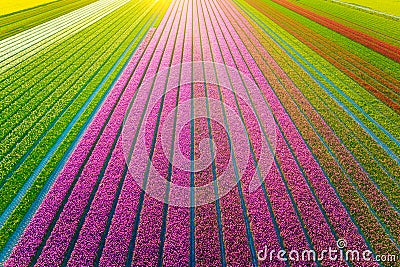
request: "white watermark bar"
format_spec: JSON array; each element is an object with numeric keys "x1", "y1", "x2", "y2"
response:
[{"x1": 257, "y1": 239, "x2": 398, "y2": 263}]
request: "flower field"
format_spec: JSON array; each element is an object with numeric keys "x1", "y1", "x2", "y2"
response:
[{"x1": 0, "y1": 0, "x2": 399, "y2": 266}]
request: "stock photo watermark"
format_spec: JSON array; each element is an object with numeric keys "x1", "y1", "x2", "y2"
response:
[
  {"x1": 257, "y1": 239, "x2": 398, "y2": 264},
  {"x1": 122, "y1": 61, "x2": 276, "y2": 207}
]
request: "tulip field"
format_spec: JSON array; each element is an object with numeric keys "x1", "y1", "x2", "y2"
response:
[{"x1": 0, "y1": 0, "x2": 399, "y2": 266}]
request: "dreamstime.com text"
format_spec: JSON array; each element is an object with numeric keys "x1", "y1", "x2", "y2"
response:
[{"x1": 257, "y1": 239, "x2": 398, "y2": 263}]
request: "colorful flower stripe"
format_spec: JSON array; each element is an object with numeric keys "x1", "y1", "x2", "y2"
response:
[
  {"x1": 63, "y1": 29, "x2": 176, "y2": 265},
  {"x1": 230, "y1": 0, "x2": 400, "y2": 258},
  {"x1": 192, "y1": 2, "x2": 224, "y2": 263},
  {"x1": 32, "y1": 23, "x2": 161, "y2": 266},
  {"x1": 0, "y1": 5, "x2": 130, "y2": 109},
  {"x1": 268, "y1": 0, "x2": 400, "y2": 109},
  {"x1": 0, "y1": 0, "x2": 131, "y2": 72},
  {"x1": 3, "y1": 2, "x2": 168, "y2": 265},
  {"x1": 3, "y1": 23, "x2": 154, "y2": 265},
  {"x1": 203, "y1": 1, "x2": 324, "y2": 266},
  {"x1": 225, "y1": 0, "x2": 400, "y2": 236},
  {"x1": 282, "y1": 0, "x2": 400, "y2": 47},
  {"x1": 196, "y1": 2, "x2": 257, "y2": 265},
  {"x1": 209, "y1": 0, "x2": 316, "y2": 253},
  {"x1": 235, "y1": 0, "x2": 400, "y2": 164},
  {"x1": 0, "y1": 0, "x2": 145, "y2": 124},
  {"x1": 209, "y1": 0, "x2": 386, "y2": 264},
  {"x1": 161, "y1": 1, "x2": 192, "y2": 265},
  {"x1": 0, "y1": 6, "x2": 131, "y2": 121},
  {"x1": 244, "y1": 0, "x2": 400, "y2": 112},
  {"x1": 0, "y1": 3, "x2": 147, "y2": 183},
  {"x1": 224, "y1": 0, "x2": 393, "y2": 244},
  {"x1": 253, "y1": 0, "x2": 400, "y2": 211},
  {"x1": 239, "y1": 2, "x2": 400, "y2": 154},
  {"x1": 270, "y1": 0, "x2": 400, "y2": 63},
  {"x1": 130, "y1": 1, "x2": 188, "y2": 265},
  {"x1": 200, "y1": 4, "x2": 273, "y2": 266},
  {"x1": 234, "y1": 0, "x2": 400, "y2": 183},
  {"x1": 0, "y1": 0, "x2": 98, "y2": 41},
  {"x1": 99, "y1": 1, "x2": 188, "y2": 266},
  {"x1": 0, "y1": 2, "x2": 168, "y2": 256},
  {"x1": 0, "y1": 0, "x2": 155, "y2": 205}
]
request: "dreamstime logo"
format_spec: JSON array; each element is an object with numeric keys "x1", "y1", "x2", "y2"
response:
[
  {"x1": 336, "y1": 238, "x2": 347, "y2": 249},
  {"x1": 122, "y1": 62, "x2": 276, "y2": 207}
]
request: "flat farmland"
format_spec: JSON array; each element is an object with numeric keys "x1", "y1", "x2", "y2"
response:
[{"x1": 0, "y1": 0, "x2": 399, "y2": 266}]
